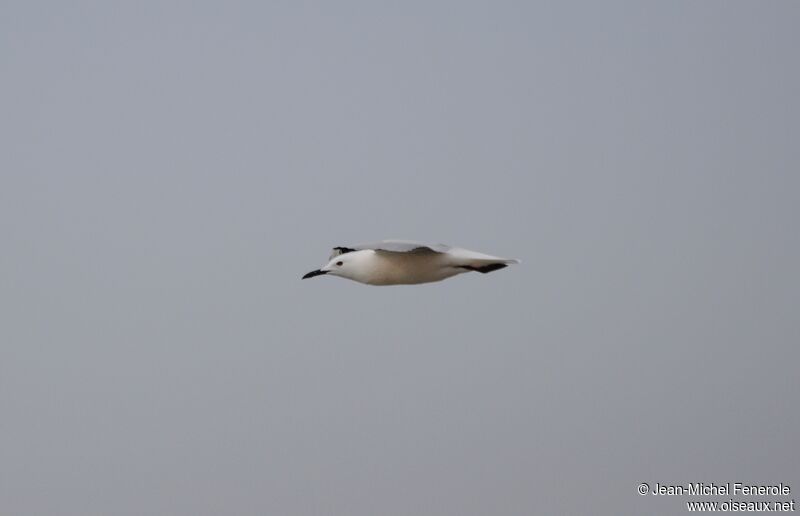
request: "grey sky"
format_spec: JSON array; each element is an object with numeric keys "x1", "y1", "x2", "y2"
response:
[{"x1": 1, "y1": 2, "x2": 798, "y2": 515}]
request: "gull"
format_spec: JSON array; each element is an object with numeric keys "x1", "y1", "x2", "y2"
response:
[{"x1": 302, "y1": 240, "x2": 519, "y2": 286}]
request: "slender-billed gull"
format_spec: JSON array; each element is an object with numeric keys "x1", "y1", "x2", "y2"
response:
[{"x1": 302, "y1": 240, "x2": 519, "y2": 286}]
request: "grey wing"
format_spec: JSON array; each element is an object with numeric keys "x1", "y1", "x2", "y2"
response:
[{"x1": 353, "y1": 240, "x2": 452, "y2": 254}]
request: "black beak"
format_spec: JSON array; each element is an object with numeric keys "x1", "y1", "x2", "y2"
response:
[{"x1": 302, "y1": 269, "x2": 328, "y2": 280}]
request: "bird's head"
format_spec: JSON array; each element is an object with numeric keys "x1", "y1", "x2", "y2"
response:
[{"x1": 302, "y1": 249, "x2": 374, "y2": 282}]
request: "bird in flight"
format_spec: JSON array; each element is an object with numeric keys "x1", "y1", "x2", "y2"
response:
[{"x1": 302, "y1": 240, "x2": 519, "y2": 286}]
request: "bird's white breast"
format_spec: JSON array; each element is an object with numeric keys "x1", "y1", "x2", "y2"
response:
[{"x1": 356, "y1": 252, "x2": 462, "y2": 285}]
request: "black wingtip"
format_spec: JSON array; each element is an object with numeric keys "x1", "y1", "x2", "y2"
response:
[{"x1": 459, "y1": 263, "x2": 509, "y2": 274}]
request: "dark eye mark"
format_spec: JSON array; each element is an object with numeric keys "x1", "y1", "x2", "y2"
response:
[{"x1": 336, "y1": 261, "x2": 343, "y2": 266}]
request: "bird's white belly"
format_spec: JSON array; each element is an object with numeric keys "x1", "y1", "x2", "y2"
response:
[{"x1": 362, "y1": 253, "x2": 462, "y2": 285}]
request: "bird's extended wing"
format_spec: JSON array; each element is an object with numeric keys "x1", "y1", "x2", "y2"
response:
[{"x1": 352, "y1": 240, "x2": 452, "y2": 254}]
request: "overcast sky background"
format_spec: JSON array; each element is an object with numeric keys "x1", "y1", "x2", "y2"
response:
[{"x1": 2, "y1": 2, "x2": 798, "y2": 515}]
